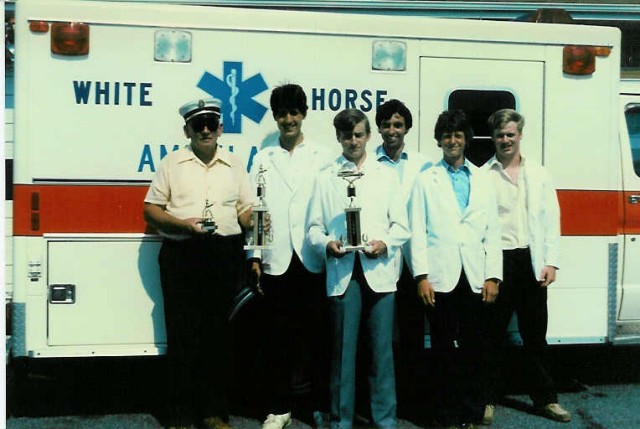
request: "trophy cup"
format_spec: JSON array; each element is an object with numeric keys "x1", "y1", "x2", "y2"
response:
[
  {"x1": 199, "y1": 199, "x2": 218, "y2": 233},
  {"x1": 244, "y1": 164, "x2": 272, "y2": 250},
  {"x1": 338, "y1": 163, "x2": 366, "y2": 252}
]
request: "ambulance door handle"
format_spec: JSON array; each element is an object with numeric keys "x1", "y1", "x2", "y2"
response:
[
  {"x1": 49, "y1": 284, "x2": 76, "y2": 304},
  {"x1": 630, "y1": 195, "x2": 640, "y2": 205}
]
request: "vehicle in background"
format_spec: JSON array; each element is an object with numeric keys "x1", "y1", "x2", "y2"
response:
[{"x1": 6, "y1": 0, "x2": 640, "y2": 366}]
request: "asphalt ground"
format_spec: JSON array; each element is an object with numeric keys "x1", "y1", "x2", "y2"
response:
[
  {"x1": 6, "y1": 296, "x2": 640, "y2": 429},
  {"x1": 5, "y1": 344, "x2": 640, "y2": 429}
]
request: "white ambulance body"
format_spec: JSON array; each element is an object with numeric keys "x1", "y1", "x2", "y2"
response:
[{"x1": 9, "y1": 0, "x2": 640, "y2": 359}]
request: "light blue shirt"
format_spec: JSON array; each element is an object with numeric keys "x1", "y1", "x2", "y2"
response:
[
  {"x1": 444, "y1": 159, "x2": 471, "y2": 211},
  {"x1": 375, "y1": 145, "x2": 408, "y2": 180}
]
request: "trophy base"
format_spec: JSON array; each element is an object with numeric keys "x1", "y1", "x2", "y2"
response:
[
  {"x1": 243, "y1": 244, "x2": 273, "y2": 250},
  {"x1": 342, "y1": 244, "x2": 367, "y2": 252},
  {"x1": 198, "y1": 222, "x2": 218, "y2": 233}
]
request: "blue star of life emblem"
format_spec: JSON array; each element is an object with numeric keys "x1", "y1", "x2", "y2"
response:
[{"x1": 197, "y1": 61, "x2": 269, "y2": 134}]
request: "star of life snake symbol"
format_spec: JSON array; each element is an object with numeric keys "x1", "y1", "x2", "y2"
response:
[{"x1": 197, "y1": 61, "x2": 269, "y2": 134}]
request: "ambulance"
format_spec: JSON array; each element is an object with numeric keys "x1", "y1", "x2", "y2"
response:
[{"x1": 7, "y1": 0, "x2": 640, "y2": 361}]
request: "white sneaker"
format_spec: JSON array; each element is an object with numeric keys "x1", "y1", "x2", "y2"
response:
[
  {"x1": 262, "y1": 412, "x2": 292, "y2": 429},
  {"x1": 537, "y1": 403, "x2": 571, "y2": 422},
  {"x1": 482, "y1": 404, "x2": 495, "y2": 425}
]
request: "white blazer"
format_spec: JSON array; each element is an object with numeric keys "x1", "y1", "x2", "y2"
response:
[
  {"x1": 374, "y1": 144, "x2": 433, "y2": 276},
  {"x1": 409, "y1": 160, "x2": 503, "y2": 293},
  {"x1": 307, "y1": 156, "x2": 410, "y2": 297},
  {"x1": 485, "y1": 156, "x2": 561, "y2": 276},
  {"x1": 247, "y1": 140, "x2": 334, "y2": 275}
]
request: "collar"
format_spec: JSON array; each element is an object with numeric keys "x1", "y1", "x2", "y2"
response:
[
  {"x1": 177, "y1": 144, "x2": 233, "y2": 167},
  {"x1": 375, "y1": 144, "x2": 408, "y2": 163},
  {"x1": 277, "y1": 138, "x2": 309, "y2": 154},
  {"x1": 487, "y1": 154, "x2": 526, "y2": 171},
  {"x1": 336, "y1": 154, "x2": 370, "y2": 172},
  {"x1": 442, "y1": 157, "x2": 471, "y2": 173}
]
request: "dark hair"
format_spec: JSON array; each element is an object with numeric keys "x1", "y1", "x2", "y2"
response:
[
  {"x1": 333, "y1": 108, "x2": 371, "y2": 139},
  {"x1": 375, "y1": 99, "x2": 413, "y2": 130},
  {"x1": 270, "y1": 83, "x2": 308, "y2": 117},
  {"x1": 487, "y1": 108, "x2": 525, "y2": 133},
  {"x1": 434, "y1": 110, "x2": 474, "y2": 142}
]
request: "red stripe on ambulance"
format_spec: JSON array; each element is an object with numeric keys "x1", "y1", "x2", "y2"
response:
[
  {"x1": 12, "y1": 185, "x2": 638, "y2": 236},
  {"x1": 13, "y1": 184, "x2": 153, "y2": 236}
]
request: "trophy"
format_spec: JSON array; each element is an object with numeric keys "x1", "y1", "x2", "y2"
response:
[
  {"x1": 338, "y1": 163, "x2": 367, "y2": 252},
  {"x1": 244, "y1": 164, "x2": 272, "y2": 250},
  {"x1": 199, "y1": 199, "x2": 218, "y2": 233}
]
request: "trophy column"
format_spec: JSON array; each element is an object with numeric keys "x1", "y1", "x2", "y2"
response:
[
  {"x1": 339, "y1": 167, "x2": 366, "y2": 252},
  {"x1": 245, "y1": 165, "x2": 272, "y2": 250}
]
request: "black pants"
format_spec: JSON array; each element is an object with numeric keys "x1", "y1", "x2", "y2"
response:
[
  {"x1": 395, "y1": 262, "x2": 426, "y2": 354},
  {"x1": 260, "y1": 253, "x2": 330, "y2": 417},
  {"x1": 394, "y1": 262, "x2": 426, "y2": 412},
  {"x1": 425, "y1": 271, "x2": 487, "y2": 426},
  {"x1": 159, "y1": 234, "x2": 244, "y2": 427},
  {"x1": 485, "y1": 247, "x2": 557, "y2": 407}
]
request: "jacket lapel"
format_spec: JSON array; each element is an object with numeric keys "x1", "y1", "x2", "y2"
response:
[
  {"x1": 434, "y1": 163, "x2": 463, "y2": 219},
  {"x1": 267, "y1": 148, "x2": 294, "y2": 192}
]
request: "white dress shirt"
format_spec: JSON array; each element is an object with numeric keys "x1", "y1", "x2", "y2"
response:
[{"x1": 484, "y1": 155, "x2": 561, "y2": 275}]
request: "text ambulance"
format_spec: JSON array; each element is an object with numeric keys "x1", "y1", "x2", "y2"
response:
[{"x1": 8, "y1": 0, "x2": 640, "y2": 360}]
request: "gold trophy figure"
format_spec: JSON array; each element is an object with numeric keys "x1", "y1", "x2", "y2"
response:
[
  {"x1": 245, "y1": 164, "x2": 272, "y2": 250},
  {"x1": 338, "y1": 164, "x2": 366, "y2": 252},
  {"x1": 199, "y1": 199, "x2": 218, "y2": 233}
]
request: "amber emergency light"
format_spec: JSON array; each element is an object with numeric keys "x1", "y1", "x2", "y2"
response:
[
  {"x1": 562, "y1": 45, "x2": 612, "y2": 76},
  {"x1": 29, "y1": 20, "x2": 50, "y2": 33},
  {"x1": 51, "y1": 22, "x2": 90, "y2": 56}
]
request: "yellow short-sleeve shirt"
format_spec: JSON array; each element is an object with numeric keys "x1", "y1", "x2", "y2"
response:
[{"x1": 145, "y1": 145, "x2": 255, "y2": 238}]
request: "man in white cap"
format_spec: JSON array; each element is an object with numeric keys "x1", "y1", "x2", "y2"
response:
[{"x1": 144, "y1": 97, "x2": 255, "y2": 429}]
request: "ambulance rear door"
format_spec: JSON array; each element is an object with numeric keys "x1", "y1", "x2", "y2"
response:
[
  {"x1": 418, "y1": 56, "x2": 544, "y2": 166},
  {"x1": 618, "y1": 82, "x2": 640, "y2": 335},
  {"x1": 418, "y1": 54, "x2": 543, "y2": 342}
]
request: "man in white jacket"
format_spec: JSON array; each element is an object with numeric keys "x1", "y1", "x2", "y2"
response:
[
  {"x1": 308, "y1": 108, "x2": 409, "y2": 429},
  {"x1": 482, "y1": 109, "x2": 570, "y2": 424},
  {"x1": 373, "y1": 99, "x2": 432, "y2": 361},
  {"x1": 248, "y1": 84, "x2": 334, "y2": 429},
  {"x1": 409, "y1": 109, "x2": 501, "y2": 429}
]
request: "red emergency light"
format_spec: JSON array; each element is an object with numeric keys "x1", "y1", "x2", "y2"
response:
[
  {"x1": 51, "y1": 22, "x2": 90, "y2": 56},
  {"x1": 563, "y1": 45, "x2": 596, "y2": 75}
]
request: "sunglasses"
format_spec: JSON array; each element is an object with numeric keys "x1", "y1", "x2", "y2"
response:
[{"x1": 188, "y1": 114, "x2": 220, "y2": 133}]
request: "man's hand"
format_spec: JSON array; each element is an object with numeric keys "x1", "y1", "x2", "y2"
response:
[
  {"x1": 248, "y1": 260, "x2": 264, "y2": 296},
  {"x1": 417, "y1": 277, "x2": 436, "y2": 307},
  {"x1": 482, "y1": 278, "x2": 499, "y2": 303},
  {"x1": 263, "y1": 213, "x2": 271, "y2": 235},
  {"x1": 326, "y1": 240, "x2": 346, "y2": 258},
  {"x1": 143, "y1": 203, "x2": 208, "y2": 236},
  {"x1": 185, "y1": 217, "x2": 209, "y2": 235},
  {"x1": 363, "y1": 240, "x2": 387, "y2": 259},
  {"x1": 238, "y1": 208, "x2": 254, "y2": 229},
  {"x1": 538, "y1": 266, "x2": 557, "y2": 287}
]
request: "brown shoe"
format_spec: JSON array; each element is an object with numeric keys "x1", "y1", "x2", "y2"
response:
[
  {"x1": 203, "y1": 416, "x2": 231, "y2": 429},
  {"x1": 537, "y1": 403, "x2": 571, "y2": 422}
]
